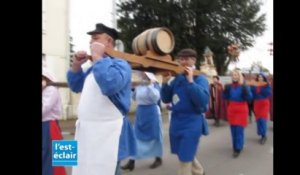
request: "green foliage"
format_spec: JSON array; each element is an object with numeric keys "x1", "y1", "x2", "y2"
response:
[{"x1": 117, "y1": 0, "x2": 266, "y2": 75}]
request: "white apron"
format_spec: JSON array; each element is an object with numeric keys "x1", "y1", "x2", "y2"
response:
[{"x1": 72, "y1": 73, "x2": 123, "y2": 175}]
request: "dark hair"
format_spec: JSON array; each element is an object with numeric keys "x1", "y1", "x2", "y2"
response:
[
  {"x1": 213, "y1": 75, "x2": 220, "y2": 80},
  {"x1": 256, "y1": 74, "x2": 268, "y2": 82},
  {"x1": 177, "y1": 48, "x2": 197, "y2": 58},
  {"x1": 42, "y1": 75, "x2": 51, "y2": 83}
]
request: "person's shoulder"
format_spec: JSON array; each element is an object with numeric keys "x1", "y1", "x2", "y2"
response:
[
  {"x1": 113, "y1": 57, "x2": 129, "y2": 64},
  {"x1": 195, "y1": 74, "x2": 209, "y2": 82},
  {"x1": 113, "y1": 57, "x2": 131, "y2": 68},
  {"x1": 195, "y1": 74, "x2": 207, "y2": 78}
]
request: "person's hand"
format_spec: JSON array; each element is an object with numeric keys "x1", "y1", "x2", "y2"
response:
[
  {"x1": 166, "y1": 104, "x2": 172, "y2": 110},
  {"x1": 71, "y1": 51, "x2": 88, "y2": 72},
  {"x1": 238, "y1": 72, "x2": 244, "y2": 85},
  {"x1": 184, "y1": 66, "x2": 194, "y2": 83},
  {"x1": 162, "y1": 72, "x2": 172, "y2": 84},
  {"x1": 239, "y1": 77, "x2": 244, "y2": 85},
  {"x1": 90, "y1": 42, "x2": 105, "y2": 62},
  {"x1": 42, "y1": 79, "x2": 47, "y2": 89}
]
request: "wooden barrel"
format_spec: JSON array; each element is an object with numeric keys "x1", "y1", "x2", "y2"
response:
[
  {"x1": 132, "y1": 29, "x2": 150, "y2": 55},
  {"x1": 132, "y1": 27, "x2": 175, "y2": 56},
  {"x1": 132, "y1": 36, "x2": 140, "y2": 55}
]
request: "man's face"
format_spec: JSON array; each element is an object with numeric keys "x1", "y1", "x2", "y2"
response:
[
  {"x1": 178, "y1": 56, "x2": 196, "y2": 67},
  {"x1": 89, "y1": 33, "x2": 111, "y2": 47},
  {"x1": 213, "y1": 77, "x2": 218, "y2": 83}
]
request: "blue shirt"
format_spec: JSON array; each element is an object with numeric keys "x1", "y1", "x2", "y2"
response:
[
  {"x1": 67, "y1": 56, "x2": 136, "y2": 160},
  {"x1": 223, "y1": 83, "x2": 253, "y2": 102},
  {"x1": 67, "y1": 56, "x2": 132, "y2": 115},
  {"x1": 161, "y1": 74, "x2": 209, "y2": 114},
  {"x1": 251, "y1": 85, "x2": 271, "y2": 100}
]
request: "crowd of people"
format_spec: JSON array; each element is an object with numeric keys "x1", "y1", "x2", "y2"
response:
[{"x1": 42, "y1": 23, "x2": 273, "y2": 175}]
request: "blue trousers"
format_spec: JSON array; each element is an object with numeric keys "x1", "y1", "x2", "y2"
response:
[
  {"x1": 230, "y1": 125, "x2": 244, "y2": 151},
  {"x1": 256, "y1": 118, "x2": 267, "y2": 137}
]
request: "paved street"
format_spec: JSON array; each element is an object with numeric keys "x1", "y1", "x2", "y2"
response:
[{"x1": 60, "y1": 111, "x2": 273, "y2": 175}]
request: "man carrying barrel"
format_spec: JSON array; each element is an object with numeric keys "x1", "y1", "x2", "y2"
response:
[
  {"x1": 67, "y1": 23, "x2": 136, "y2": 175},
  {"x1": 161, "y1": 48, "x2": 209, "y2": 175}
]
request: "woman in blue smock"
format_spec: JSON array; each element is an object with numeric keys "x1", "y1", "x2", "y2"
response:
[{"x1": 122, "y1": 72, "x2": 163, "y2": 171}]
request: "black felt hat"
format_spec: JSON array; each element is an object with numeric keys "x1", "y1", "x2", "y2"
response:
[{"x1": 87, "y1": 23, "x2": 118, "y2": 40}]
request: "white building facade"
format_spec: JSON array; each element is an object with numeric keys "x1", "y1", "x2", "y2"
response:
[{"x1": 43, "y1": 0, "x2": 79, "y2": 120}]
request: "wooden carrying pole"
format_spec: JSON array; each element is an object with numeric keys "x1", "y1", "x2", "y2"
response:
[
  {"x1": 103, "y1": 48, "x2": 204, "y2": 76},
  {"x1": 46, "y1": 82, "x2": 69, "y2": 88},
  {"x1": 54, "y1": 49, "x2": 204, "y2": 88}
]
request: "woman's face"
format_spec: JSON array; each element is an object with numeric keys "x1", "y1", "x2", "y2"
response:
[
  {"x1": 258, "y1": 75, "x2": 264, "y2": 82},
  {"x1": 232, "y1": 71, "x2": 240, "y2": 82}
]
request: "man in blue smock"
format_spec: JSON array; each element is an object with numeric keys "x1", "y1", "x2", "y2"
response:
[
  {"x1": 67, "y1": 23, "x2": 136, "y2": 175},
  {"x1": 161, "y1": 48, "x2": 209, "y2": 175}
]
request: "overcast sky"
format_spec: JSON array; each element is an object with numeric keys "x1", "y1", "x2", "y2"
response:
[{"x1": 70, "y1": 0, "x2": 273, "y2": 73}]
